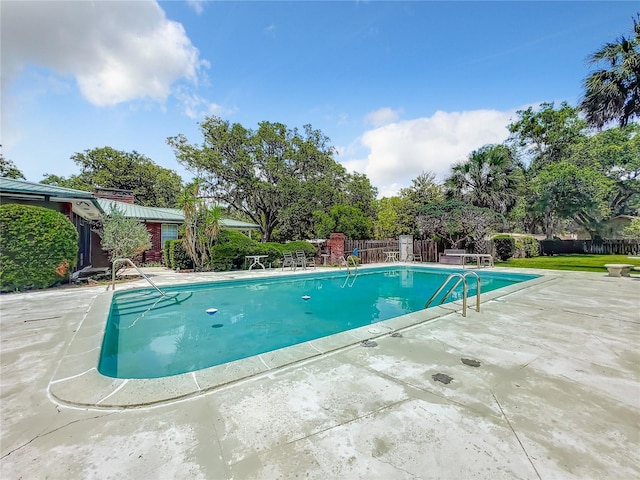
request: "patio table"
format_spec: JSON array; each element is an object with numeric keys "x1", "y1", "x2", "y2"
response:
[
  {"x1": 445, "y1": 253, "x2": 494, "y2": 268},
  {"x1": 245, "y1": 255, "x2": 268, "y2": 270},
  {"x1": 384, "y1": 251, "x2": 400, "y2": 262}
]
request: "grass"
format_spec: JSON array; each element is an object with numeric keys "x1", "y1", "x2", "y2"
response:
[{"x1": 495, "y1": 254, "x2": 640, "y2": 273}]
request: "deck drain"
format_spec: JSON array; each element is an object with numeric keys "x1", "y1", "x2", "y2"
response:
[
  {"x1": 461, "y1": 358, "x2": 481, "y2": 367},
  {"x1": 361, "y1": 340, "x2": 378, "y2": 348},
  {"x1": 391, "y1": 332, "x2": 403, "y2": 338},
  {"x1": 432, "y1": 373, "x2": 453, "y2": 384}
]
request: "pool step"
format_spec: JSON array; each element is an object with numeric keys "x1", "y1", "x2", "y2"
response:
[{"x1": 113, "y1": 292, "x2": 193, "y2": 317}]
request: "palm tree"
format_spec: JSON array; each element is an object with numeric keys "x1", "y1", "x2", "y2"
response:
[
  {"x1": 179, "y1": 180, "x2": 223, "y2": 271},
  {"x1": 580, "y1": 14, "x2": 640, "y2": 129},
  {"x1": 445, "y1": 144, "x2": 524, "y2": 215}
]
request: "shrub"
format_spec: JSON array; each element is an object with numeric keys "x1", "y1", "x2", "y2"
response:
[
  {"x1": 514, "y1": 236, "x2": 540, "y2": 258},
  {"x1": 164, "y1": 239, "x2": 194, "y2": 270},
  {"x1": 209, "y1": 230, "x2": 259, "y2": 271},
  {"x1": 0, "y1": 204, "x2": 78, "y2": 291},
  {"x1": 208, "y1": 231, "x2": 318, "y2": 271},
  {"x1": 97, "y1": 205, "x2": 151, "y2": 264},
  {"x1": 492, "y1": 234, "x2": 515, "y2": 261},
  {"x1": 173, "y1": 241, "x2": 194, "y2": 270}
]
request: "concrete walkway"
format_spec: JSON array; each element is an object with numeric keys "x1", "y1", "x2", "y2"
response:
[{"x1": 1, "y1": 266, "x2": 639, "y2": 479}]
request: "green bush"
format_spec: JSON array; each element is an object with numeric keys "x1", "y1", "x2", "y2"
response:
[
  {"x1": 514, "y1": 236, "x2": 540, "y2": 258},
  {"x1": 164, "y1": 239, "x2": 193, "y2": 270},
  {"x1": 0, "y1": 204, "x2": 78, "y2": 291},
  {"x1": 208, "y1": 231, "x2": 318, "y2": 271},
  {"x1": 209, "y1": 230, "x2": 259, "y2": 271},
  {"x1": 173, "y1": 241, "x2": 193, "y2": 270},
  {"x1": 492, "y1": 234, "x2": 516, "y2": 261}
]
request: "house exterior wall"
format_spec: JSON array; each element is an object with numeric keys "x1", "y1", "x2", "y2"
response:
[{"x1": 142, "y1": 222, "x2": 164, "y2": 264}]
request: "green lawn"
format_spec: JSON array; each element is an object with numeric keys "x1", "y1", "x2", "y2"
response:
[{"x1": 495, "y1": 254, "x2": 640, "y2": 273}]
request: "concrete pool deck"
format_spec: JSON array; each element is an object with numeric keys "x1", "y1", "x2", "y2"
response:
[{"x1": 1, "y1": 264, "x2": 639, "y2": 479}]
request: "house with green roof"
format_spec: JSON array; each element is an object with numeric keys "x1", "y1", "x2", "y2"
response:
[
  {"x1": 92, "y1": 187, "x2": 260, "y2": 266},
  {"x1": 0, "y1": 179, "x2": 260, "y2": 271}
]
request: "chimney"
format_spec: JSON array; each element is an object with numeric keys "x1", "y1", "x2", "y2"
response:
[{"x1": 93, "y1": 187, "x2": 135, "y2": 204}]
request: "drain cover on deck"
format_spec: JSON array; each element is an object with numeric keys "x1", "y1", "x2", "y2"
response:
[
  {"x1": 361, "y1": 339, "x2": 378, "y2": 348},
  {"x1": 432, "y1": 373, "x2": 453, "y2": 384},
  {"x1": 461, "y1": 358, "x2": 481, "y2": 367}
]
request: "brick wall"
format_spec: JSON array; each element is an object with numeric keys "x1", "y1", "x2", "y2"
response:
[
  {"x1": 143, "y1": 222, "x2": 164, "y2": 264},
  {"x1": 327, "y1": 233, "x2": 345, "y2": 264}
]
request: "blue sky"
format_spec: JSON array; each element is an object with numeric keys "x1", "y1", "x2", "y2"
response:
[{"x1": 2, "y1": 1, "x2": 637, "y2": 197}]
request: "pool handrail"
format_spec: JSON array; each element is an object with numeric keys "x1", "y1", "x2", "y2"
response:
[
  {"x1": 425, "y1": 271, "x2": 481, "y2": 317},
  {"x1": 111, "y1": 258, "x2": 166, "y2": 297},
  {"x1": 341, "y1": 254, "x2": 359, "y2": 275}
]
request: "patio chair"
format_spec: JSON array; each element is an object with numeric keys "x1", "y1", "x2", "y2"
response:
[
  {"x1": 295, "y1": 250, "x2": 315, "y2": 269},
  {"x1": 282, "y1": 251, "x2": 296, "y2": 271}
]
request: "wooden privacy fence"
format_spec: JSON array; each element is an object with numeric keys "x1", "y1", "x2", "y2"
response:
[
  {"x1": 413, "y1": 239, "x2": 439, "y2": 262},
  {"x1": 345, "y1": 239, "x2": 396, "y2": 263},
  {"x1": 345, "y1": 238, "x2": 438, "y2": 263}
]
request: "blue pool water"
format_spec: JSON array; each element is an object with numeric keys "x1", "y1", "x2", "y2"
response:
[{"x1": 99, "y1": 267, "x2": 539, "y2": 379}]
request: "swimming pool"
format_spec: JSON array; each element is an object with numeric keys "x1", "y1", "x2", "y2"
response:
[{"x1": 99, "y1": 266, "x2": 538, "y2": 379}]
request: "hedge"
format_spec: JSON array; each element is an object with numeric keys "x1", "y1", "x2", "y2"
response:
[
  {"x1": 0, "y1": 204, "x2": 78, "y2": 291},
  {"x1": 514, "y1": 236, "x2": 540, "y2": 258},
  {"x1": 208, "y1": 231, "x2": 317, "y2": 271},
  {"x1": 492, "y1": 234, "x2": 516, "y2": 261}
]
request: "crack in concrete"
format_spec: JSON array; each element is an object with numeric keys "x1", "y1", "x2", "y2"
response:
[
  {"x1": 1, "y1": 412, "x2": 117, "y2": 460},
  {"x1": 490, "y1": 389, "x2": 543, "y2": 480}
]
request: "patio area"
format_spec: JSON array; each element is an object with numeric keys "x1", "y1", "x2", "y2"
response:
[{"x1": 1, "y1": 265, "x2": 639, "y2": 479}]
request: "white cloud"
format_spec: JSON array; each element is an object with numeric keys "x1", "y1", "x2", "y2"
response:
[
  {"x1": 365, "y1": 107, "x2": 402, "y2": 127},
  {"x1": 342, "y1": 109, "x2": 517, "y2": 198},
  {"x1": 1, "y1": 0, "x2": 207, "y2": 106},
  {"x1": 175, "y1": 88, "x2": 227, "y2": 119},
  {"x1": 186, "y1": 0, "x2": 205, "y2": 15}
]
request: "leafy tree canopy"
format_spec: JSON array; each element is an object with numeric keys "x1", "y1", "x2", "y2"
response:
[
  {"x1": 531, "y1": 162, "x2": 614, "y2": 239},
  {"x1": 313, "y1": 204, "x2": 373, "y2": 240},
  {"x1": 168, "y1": 116, "x2": 349, "y2": 242},
  {"x1": 374, "y1": 196, "x2": 413, "y2": 239},
  {"x1": 41, "y1": 147, "x2": 183, "y2": 208},
  {"x1": 343, "y1": 172, "x2": 378, "y2": 219},
  {"x1": 566, "y1": 124, "x2": 640, "y2": 216},
  {"x1": 397, "y1": 171, "x2": 445, "y2": 234},
  {"x1": 416, "y1": 200, "x2": 502, "y2": 252},
  {"x1": 0, "y1": 151, "x2": 25, "y2": 180},
  {"x1": 508, "y1": 102, "x2": 587, "y2": 171}
]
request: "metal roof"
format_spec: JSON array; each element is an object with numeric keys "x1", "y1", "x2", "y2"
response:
[
  {"x1": 0, "y1": 179, "x2": 260, "y2": 229},
  {"x1": 0, "y1": 177, "x2": 95, "y2": 199},
  {"x1": 98, "y1": 199, "x2": 184, "y2": 222},
  {"x1": 0, "y1": 177, "x2": 103, "y2": 220},
  {"x1": 98, "y1": 198, "x2": 260, "y2": 229}
]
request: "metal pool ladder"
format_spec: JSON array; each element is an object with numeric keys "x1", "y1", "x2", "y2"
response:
[
  {"x1": 425, "y1": 271, "x2": 481, "y2": 317},
  {"x1": 345, "y1": 254, "x2": 359, "y2": 275},
  {"x1": 111, "y1": 258, "x2": 166, "y2": 296}
]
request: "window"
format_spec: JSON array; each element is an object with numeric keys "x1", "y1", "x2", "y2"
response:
[{"x1": 161, "y1": 224, "x2": 178, "y2": 247}]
